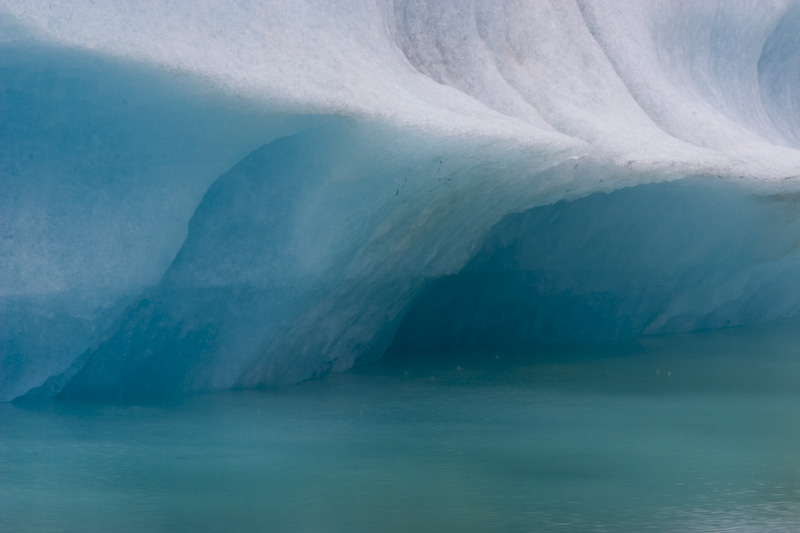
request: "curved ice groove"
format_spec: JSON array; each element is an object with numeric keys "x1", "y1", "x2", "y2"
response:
[
  {"x1": 3, "y1": 0, "x2": 800, "y2": 175},
  {"x1": 1, "y1": 1, "x2": 800, "y2": 400},
  {"x1": 577, "y1": 0, "x2": 800, "y2": 171},
  {"x1": 759, "y1": 3, "x2": 800, "y2": 145}
]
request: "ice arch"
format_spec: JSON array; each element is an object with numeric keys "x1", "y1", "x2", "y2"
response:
[{"x1": 1, "y1": 0, "x2": 800, "y2": 401}]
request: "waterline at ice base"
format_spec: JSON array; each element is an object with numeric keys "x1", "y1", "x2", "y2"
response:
[{"x1": 3, "y1": 0, "x2": 800, "y2": 402}]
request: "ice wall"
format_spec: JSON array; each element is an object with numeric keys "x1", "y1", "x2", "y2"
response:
[
  {"x1": 0, "y1": 41, "x2": 318, "y2": 399},
  {"x1": 2, "y1": 1, "x2": 800, "y2": 400}
]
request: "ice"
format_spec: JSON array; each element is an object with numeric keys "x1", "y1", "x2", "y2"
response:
[
  {"x1": 0, "y1": 41, "x2": 315, "y2": 399},
  {"x1": 2, "y1": 1, "x2": 800, "y2": 400},
  {"x1": 393, "y1": 178, "x2": 800, "y2": 346}
]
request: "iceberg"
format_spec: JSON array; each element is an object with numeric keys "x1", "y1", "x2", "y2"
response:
[{"x1": 2, "y1": 0, "x2": 800, "y2": 401}]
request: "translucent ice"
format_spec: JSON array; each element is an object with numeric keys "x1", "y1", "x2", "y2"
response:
[{"x1": 2, "y1": 1, "x2": 800, "y2": 400}]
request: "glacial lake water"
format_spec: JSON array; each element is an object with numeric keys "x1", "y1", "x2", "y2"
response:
[{"x1": 3, "y1": 321, "x2": 800, "y2": 532}]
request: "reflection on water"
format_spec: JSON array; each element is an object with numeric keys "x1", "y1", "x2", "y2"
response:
[{"x1": 2, "y1": 321, "x2": 800, "y2": 532}]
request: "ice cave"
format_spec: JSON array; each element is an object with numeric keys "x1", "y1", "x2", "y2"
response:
[{"x1": 4, "y1": 0, "x2": 800, "y2": 402}]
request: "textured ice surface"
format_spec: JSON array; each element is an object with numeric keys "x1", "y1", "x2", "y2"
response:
[{"x1": 2, "y1": 1, "x2": 800, "y2": 400}]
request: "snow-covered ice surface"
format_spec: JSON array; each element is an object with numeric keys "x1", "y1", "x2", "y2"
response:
[{"x1": 2, "y1": 1, "x2": 800, "y2": 400}]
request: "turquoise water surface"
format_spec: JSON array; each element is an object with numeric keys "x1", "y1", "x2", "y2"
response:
[{"x1": 3, "y1": 322, "x2": 800, "y2": 532}]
